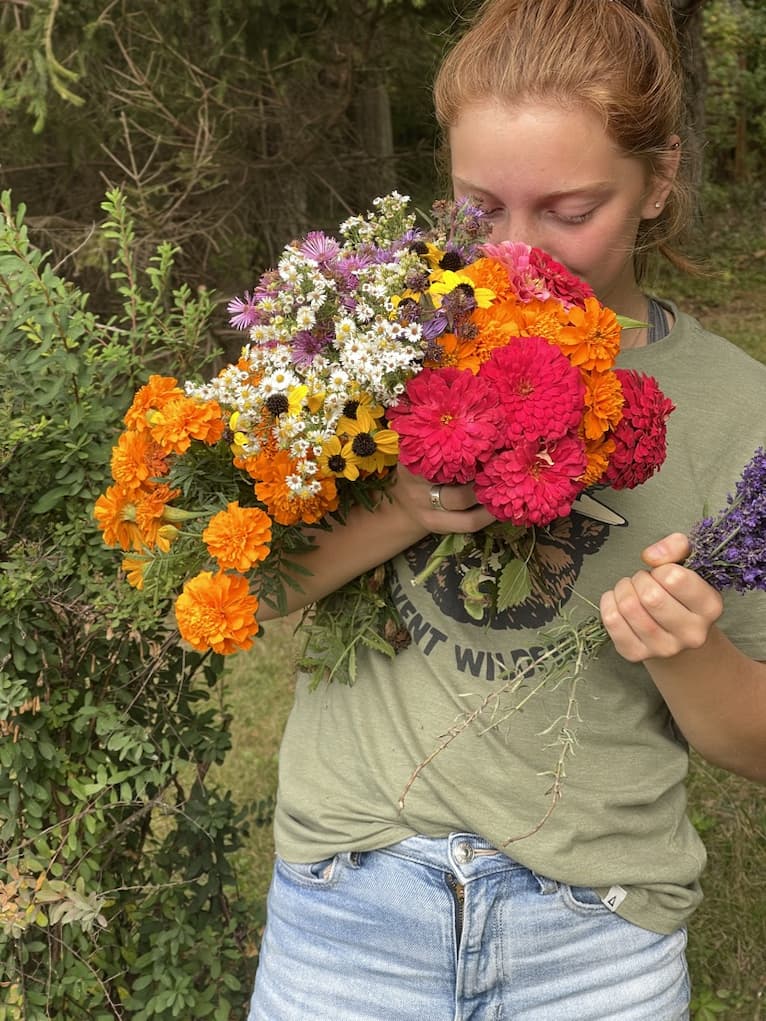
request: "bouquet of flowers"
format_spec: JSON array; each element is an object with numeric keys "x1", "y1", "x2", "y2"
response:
[{"x1": 95, "y1": 193, "x2": 674, "y2": 683}]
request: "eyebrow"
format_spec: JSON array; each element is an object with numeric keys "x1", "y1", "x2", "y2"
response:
[{"x1": 453, "y1": 177, "x2": 614, "y2": 202}]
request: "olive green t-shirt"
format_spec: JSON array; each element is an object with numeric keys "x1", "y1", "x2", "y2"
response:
[{"x1": 273, "y1": 308, "x2": 766, "y2": 935}]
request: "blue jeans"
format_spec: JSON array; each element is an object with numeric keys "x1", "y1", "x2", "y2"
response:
[{"x1": 248, "y1": 833, "x2": 690, "y2": 1020}]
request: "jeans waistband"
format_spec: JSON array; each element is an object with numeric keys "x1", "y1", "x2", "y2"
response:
[{"x1": 377, "y1": 832, "x2": 549, "y2": 886}]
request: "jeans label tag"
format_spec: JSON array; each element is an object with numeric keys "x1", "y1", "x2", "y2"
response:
[{"x1": 602, "y1": 885, "x2": 627, "y2": 912}]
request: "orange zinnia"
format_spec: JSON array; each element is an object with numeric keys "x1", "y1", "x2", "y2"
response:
[
  {"x1": 124, "y1": 375, "x2": 183, "y2": 432},
  {"x1": 253, "y1": 450, "x2": 339, "y2": 526},
  {"x1": 111, "y1": 430, "x2": 170, "y2": 492},
  {"x1": 94, "y1": 483, "x2": 142, "y2": 550},
  {"x1": 581, "y1": 370, "x2": 624, "y2": 441},
  {"x1": 461, "y1": 257, "x2": 516, "y2": 302},
  {"x1": 175, "y1": 570, "x2": 259, "y2": 655},
  {"x1": 203, "y1": 502, "x2": 272, "y2": 572},
  {"x1": 498, "y1": 297, "x2": 567, "y2": 345},
  {"x1": 148, "y1": 395, "x2": 226, "y2": 455},
  {"x1": 554, "y1": 297, "x2": 622, "y2": 371}
]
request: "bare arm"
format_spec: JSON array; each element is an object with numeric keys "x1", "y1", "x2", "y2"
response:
[
  {"x1": 600, "y1": 532, "x2": 766, "y2": 783},
  {"x1": 258, "y1": 466, "x2": 495, "y2": 620}
]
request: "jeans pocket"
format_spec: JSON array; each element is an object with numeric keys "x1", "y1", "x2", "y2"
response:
[
  {"x1": 276, "y1": 854, "x2": 342, "y2": 888},
  {"x1": 559, "y1": 883, "x2": 612, "y2": 914}
]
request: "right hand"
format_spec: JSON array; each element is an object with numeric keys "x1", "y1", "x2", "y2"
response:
[{"x1": 390, "y1": 465, "x2": 496, "y2": 535}]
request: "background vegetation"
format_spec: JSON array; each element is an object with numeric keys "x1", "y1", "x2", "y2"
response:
[{"x1": 1, "y1": 0, "x2": 764, "y2": 1018}]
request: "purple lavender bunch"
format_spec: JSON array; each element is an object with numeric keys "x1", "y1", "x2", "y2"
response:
[{"x1": 685, "y1": 447, "x2": 766, "y2": 593}]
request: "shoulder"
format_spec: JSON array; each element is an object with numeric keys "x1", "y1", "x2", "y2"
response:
[
  {"x1": 672, "y1": 308, "x2": 765, "y2": 374},
  {"x1": 618, "y1": 302, "x2": 766, "y2": 402},
  {"x1": 618, "y1": 302, "x2": 765, "y2": 502}
]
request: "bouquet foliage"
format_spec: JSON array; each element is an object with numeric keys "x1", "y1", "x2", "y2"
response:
[{"x1": 96, "y1": 193, "x2": 675, "y2": 684}]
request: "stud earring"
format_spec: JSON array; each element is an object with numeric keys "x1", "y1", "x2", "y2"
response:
[{"x1": 654, "y1": 202, "x2": 662, "y2": 209}]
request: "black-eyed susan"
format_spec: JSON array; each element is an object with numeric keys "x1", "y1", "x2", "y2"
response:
[
  {"x1": 317, "y1": 436, "x2": 361, "y2": 480},
  {"x1": 342, "y1": 419, "x2": 399, "y2": 474},
  {"x1": 336, "y1": 393, "x2": 385, "y2": 435}
]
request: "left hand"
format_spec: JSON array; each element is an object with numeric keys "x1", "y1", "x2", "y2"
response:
[{"x1": 599, "y1": 532, "x2": 724, "y2": 663}]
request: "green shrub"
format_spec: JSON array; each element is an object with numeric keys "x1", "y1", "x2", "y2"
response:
[{"x1": 0, "y1": 190, "x2": 252, "y2": 1019}]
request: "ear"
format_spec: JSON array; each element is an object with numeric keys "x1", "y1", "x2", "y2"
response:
[{"x1": 641, "y1": 134, "x2": 682, "y2": 220}]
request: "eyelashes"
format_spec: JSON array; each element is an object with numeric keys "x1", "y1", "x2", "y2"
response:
[{"x1": 555, "y1": 210, "x2": 596, "y2": 225}]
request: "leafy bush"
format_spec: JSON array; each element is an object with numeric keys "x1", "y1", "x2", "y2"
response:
[{"x1": 0, "y1": 190, "x2": 252, "y2": 1019}]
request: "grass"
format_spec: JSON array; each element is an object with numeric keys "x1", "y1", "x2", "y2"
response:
[{"x1": 212, "y1": 200, "x2": 766, "y2": 1020}]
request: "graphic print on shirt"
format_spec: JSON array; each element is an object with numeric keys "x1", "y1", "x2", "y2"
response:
[{"x1": 403, "y1": 496, "x2": 624, "y2": 631}]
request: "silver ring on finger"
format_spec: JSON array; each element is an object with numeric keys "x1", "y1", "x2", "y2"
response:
[{"x1": 429, "y1": 484, "x2": 445, "y2": 511}]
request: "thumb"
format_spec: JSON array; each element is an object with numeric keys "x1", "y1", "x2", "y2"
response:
[{"x1": 641, "y1": 532, "x2": 691, "y2": 568}]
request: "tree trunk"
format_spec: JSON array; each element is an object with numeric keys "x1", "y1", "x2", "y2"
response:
[
  {"x1": 354, "y1": 78, "x2": 397, "y2": 203},
  {"x1": 672, "y1": 0, "x2": 709, "y2": 187}
]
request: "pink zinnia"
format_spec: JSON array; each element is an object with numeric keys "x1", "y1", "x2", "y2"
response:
[
  {"x1": 478, "y1": 336, "x2": 585, "y2": 444},
  {"x1": 387, "y1": 367, "x2": 502, "y2": 484},
  {"x1": 474, "y1": 435, "x2": 588, "y2": 526},
  {"x1": 481, "y1": 242, "x2": 593, "y2": 309},
  {"x1": 604, "y1": 369, "x2": 675, "y2": 490}
]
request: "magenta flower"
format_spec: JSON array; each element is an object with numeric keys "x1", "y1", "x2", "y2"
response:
[
  {"x1": 478, "y1": 336, "x2": 585, "y2": 444},
  {"x1": 387, "y1": 367, "x2": 502, "y2": 484},
  {"x1": 474, "y1": 435, "x2": 587, "y2": 525},
  {"x1": 604, "y1": 369, "x2": 675, "y2": 490}
]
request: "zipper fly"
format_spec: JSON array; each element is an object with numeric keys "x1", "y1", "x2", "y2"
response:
[{"x1": 446, "y1": 872, "x2": 465, "y2": 946}]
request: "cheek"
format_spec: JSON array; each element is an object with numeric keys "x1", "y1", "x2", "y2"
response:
[{"x1": 565, "y1": 221, "x2": 636, "y2": 278}]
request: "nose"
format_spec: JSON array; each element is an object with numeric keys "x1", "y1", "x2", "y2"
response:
[{"x1": 489, "y1": 212, "x2": 539, "y2": 247}]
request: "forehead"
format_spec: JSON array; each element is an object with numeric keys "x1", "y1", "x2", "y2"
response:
[{"x1": 449, "y1": 99, "x2": 644, "y2": 197}]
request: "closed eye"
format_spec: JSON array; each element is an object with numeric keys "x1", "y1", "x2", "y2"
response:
[{"x1": 554, "y1": 209, "x2": 596, "y2": 225}]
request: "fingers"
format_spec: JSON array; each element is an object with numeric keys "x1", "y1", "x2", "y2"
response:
[
  {"x1": 391, "y1": 467, "x2": 495, "y2": 534},
  {"x1": 600, "y1": 562, "x2": 723, "y2": 663}
]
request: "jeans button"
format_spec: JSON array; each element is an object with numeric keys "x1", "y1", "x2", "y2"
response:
[{"x1": 454, "y1": 841, "x2": 474, "y2": 865}]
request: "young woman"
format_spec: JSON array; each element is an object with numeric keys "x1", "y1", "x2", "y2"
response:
[{"x1": 248, "y1": 2, "x2": 766, "y2": 1018}]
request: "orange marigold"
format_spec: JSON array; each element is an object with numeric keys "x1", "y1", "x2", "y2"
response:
[
  {"x1": 121, "y1": 553, "x2": 151, "y2": 590},
  {"x1": 149, "y1": 396, "x2": 226, "y2": 454},
  {"x1": 581, "y1": 370, "x2": 624, "y2": 441},
  {"x1": 133, "y1": 483, "x2": 182, "y2": 550},
  {"x1": 253, "y1": 450, "x2": 339, "y2": 526},
  {"x1": 203, "y1": 501, "x2": 272, "y2": 572},
  {"x1": 94, "y1": 483, "x2": 142, "y2": 550},
  {"x1": 554, "y1": 297, "x2": 622, "y2": 371},
  {"x1": 175, "y1": 570, "x2": 259, "y2": 655},
  {"x1": 111, "y1": 430, "x2": 170, "y2": 492},
  {"x1": 124, "y1": 375, "x2": 183, "y2": 432},
  {"x1": 581, "y1": 435, "x2": 616, "y2": 487}
]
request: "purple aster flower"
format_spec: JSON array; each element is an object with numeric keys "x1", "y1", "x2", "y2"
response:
[
  {"x1": 291, "y1": 330, "x2": 331, "y2": 367},
  {"x1": 337, "y1": 252, "x2": 373, "y2": 275},
  {"x1": 227, "y1": 291, "x2": 259, "y2": 330},
  {"x1": 299, "y1": 231, "x2": 341, "y2": 264},
  {"x1": 421, "y1": 309, "x2": 449, "y2": 342},
  {"x1": 686, "y1": 447, "x2": 766, "y2": 593}
]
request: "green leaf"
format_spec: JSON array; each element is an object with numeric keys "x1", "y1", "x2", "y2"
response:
[
  {"x1": 30, "y1": 485, "x2": 71, "y2": 514},
  {"x1": 496, "y1": 558, "x2": 532, "y2": 611}
]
